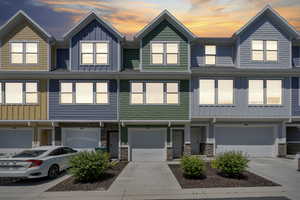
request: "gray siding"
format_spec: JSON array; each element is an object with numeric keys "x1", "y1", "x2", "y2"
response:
[
  {"x1": 71, "y1": 20, "x2": 119, "y2": 72},
  {"x1": 191, "y1": 76, "x2": 291, "y2": 118},
  {"x1": 293, "y1": 46, "x2": 300, "y2": 67},
  {"x1": 191, "y1": 44, "x2": 233, "y2": 67},
  {"x1": 238, "y1": 14, "x2": 291, "y2": 68},
  {"x1": 49, "y1": 79, "x2": 117, "y2": 120}
]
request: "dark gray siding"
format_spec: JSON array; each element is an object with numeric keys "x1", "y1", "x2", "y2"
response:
[
  {"x1": 191, "y1": 76, "x2": 291, "y2": 118},
  {"x1": 292, "y1": 46, "x2": 300, "y2": 67},
  {"x1": 291, "y1": 77, "x2": 300, "y2": 116},
  {"x1": 49, "y1": 79, "x2": 118, "y2": 120},
  {"x1": 71, "y1": 20, "x2": 119, "y2": 72},
  {"x1": 56, "y1": 48, "x2": 69, "y2": 70},
  {"x1": 238, "y1": 15, "x2": 291, "y2": 68},
  {"x1": 191, "y1": 44, "x2": 233, "y2": 67}
]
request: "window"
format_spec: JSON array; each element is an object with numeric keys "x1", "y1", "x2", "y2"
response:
[
  {"x1": 25, "y1": 82, "x2": 38, "y2": 104},
  {"x1": 10, "y1": 42, "x2": 38, "y2": 64},
  {"x1": 130, "y1": 82, "x2": 179, "y2": 104},
  {"x1": 5, "y1": 82, "x2": 23, "y2": 104},
  {"x1": 248, "y1": 80, "x2": 282, "y2": 105},
  {"x1": 251, "y1": 40, "x2": 278, "y2": 61},
  {"x1": 60, "y1": 81, "x2": 109, "y2": 104},
  {"x1": 96, "y1": 82, "x2": 108, "y2": 104},
  {"x1": 205, "y1": 45, "x2": 216, "y2": 65},
  {"x1": 199, "y1": 79, "x2": 234, "y2": 105},
  {"x1": 248, "y1": 80, "x2": 264, "y2": 105},
  {"x1": 151, "y1": 42, "x2": 179, "y2": 65},
  {"x1": 80, "y1": 41, "x2": 109, "y2": 65}
]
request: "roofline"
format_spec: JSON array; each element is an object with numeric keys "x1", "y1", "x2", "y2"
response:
[
  {"x1": 134, "y1": 9, "x2": 196, "y2": 40},
  {"x1": 0, "y1": 10, "x2": 54, "y2": 40},
  {"x1": 63, "y1": 11, "x2": 125, "y2": 41},
  {"x1": 233, "y1": 5, "x2": 299, "y2": 38}
]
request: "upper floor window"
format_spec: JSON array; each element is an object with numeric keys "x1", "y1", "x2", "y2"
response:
[
  {"x1": 151, "y1": 42, "x2": 179, "y2": 65},
  {"x1": 10, "y1": 42, "x2": 38, "y2": 64},
  {"x1": 60, "y1": 81, "x2": 108, "y2": 104},
  {"x1": 130, "y1": 82, "x2": 179, "y2": 104},
  {"x1": 205, "y1": 45, "x2": 216, "y2": 65},
  {"x1": 0, "y1": 81, "x2": 38, "y2": 104},
  {"x1": 248, "y1": 79, "x2": 282, "y2": 105},
  {"x1": 199, "y1": 79, "x2": 233, "y2": 105},
  {"x1": 251, "y1": 40, "x2": 278, "y2": 62},
  {"x1": 80, "y1": 42, "x2": 109, "y2": 65}
]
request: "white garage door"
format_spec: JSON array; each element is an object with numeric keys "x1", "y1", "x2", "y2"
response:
[
  {"x1": 215, "y1": 126, "x2": 275, "y2": 157},
  {"x1": 0, "y1": 128, "x2": 33, "y2": 154},
  {"x1": 129, "y1": 128, "x2": 166, "y2": 161},
  {"x1": 62, "y1": 128, "x2": 100, "y2": 149}
]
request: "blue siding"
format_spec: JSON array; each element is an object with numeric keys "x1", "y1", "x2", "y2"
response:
[
  {"x1": 191, "y1": 44, "x2": 233, "y2": 67},
  {"x1": 292, "y1": 46, "x2": 300, "y2": 67},
  {"x1": 56, "y1": 48, "x2": 69, "y2": 70},
  {"x1": 292, "y1": 77, "x2": 300, "y2": 116},
  {"x1": 191, "y1": 76, "x2": 291, "y2": 118},
  {"x1": 71, "y1": 20, "x2": 119, "y2": 72},
  {"x1": 238, "y1": 15, "x2": 291, "y2": 68},
  {"x1": 49, "y1": 79, "x2": 118, "y2": 120}
]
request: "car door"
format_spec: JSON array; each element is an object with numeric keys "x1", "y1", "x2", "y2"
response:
[
  {"x1": 61, "y1": 147, "x2": 77, "y2": 169},
  {"x1": 48, "y1": 148, "x2": 65, "y2": 169}
]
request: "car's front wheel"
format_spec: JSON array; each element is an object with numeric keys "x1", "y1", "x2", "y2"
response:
[{"x1": 48, "y1": 165, "x2": 59, "y2": 179}]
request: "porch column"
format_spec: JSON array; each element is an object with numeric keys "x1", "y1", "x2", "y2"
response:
[
  {"x1": 205, "y1": 123, "x2": 215, "y2": 157},
  {"x1": 184, "y1": 124, "x2": 191, "y2": 155},
  {"x1": 278, "y1": 123, "x2": 287, "y2": 157}
]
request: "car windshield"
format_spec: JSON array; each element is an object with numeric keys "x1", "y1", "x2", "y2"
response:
[{"x1": 12, "y1": 150, "x2": 47, "y2": 158}]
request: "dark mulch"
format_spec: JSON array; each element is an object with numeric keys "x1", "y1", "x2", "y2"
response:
[
  {"x1": 47, "y1": 162, "x2": 128, "y2": 192},
  {"x1": 169, "y1": 164, "x2": 280, "y2": 189},
  {"x1": 152, "y1": 197, "x2": 291, "y2": 200}
]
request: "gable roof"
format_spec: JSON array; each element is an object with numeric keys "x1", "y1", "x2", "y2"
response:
[
  {"x1": 134, "y1": 9, "x2": 196, "y2": 41},
  {"x1": 233, "y1": 5, "x2": 299, "y2": 39},
  {"x1": 63, "y1": 11, "x2": 124, "y2": 41},
  {"x1": 0, "y1": 10, "x2": 54, "y2": 41}
]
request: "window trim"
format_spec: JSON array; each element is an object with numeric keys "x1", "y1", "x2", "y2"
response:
[
  {"x1": 247, "y1": 79, "x2": 283, "y2": 106},
  {"x1": 130, "y1": 81, "x2": 180, "y2": 105},
  {"x1": 204, "y1": 45, "x2": 216, "y2": 65},
  {"x1": 9, "y1": 40, "x2": 39, "y2": 65},
  {"x1": 251, "y1": 40, "x2": 278, "y2": 63},
  {"x1": 79, "y1": 40, "x2": 110, "y2": 66},
  {"x1": 150, "y1": 41, "x2": 180, "y2": 66}
]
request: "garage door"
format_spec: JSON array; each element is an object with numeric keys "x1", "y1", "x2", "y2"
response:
[
  {"x1": 215, "y1": 126, "x2": 275, "y2": 157},
  {"x1": 0, "y1": 128, "x2": 33, "y2": 154},
  {"x1": 129, "y1": 128, "x2": 166, "y2": 161},
  {"x1": 62, "y1": 128, "x2": 100, "y2": 149}
]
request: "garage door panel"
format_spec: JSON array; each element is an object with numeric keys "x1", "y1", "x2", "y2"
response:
[
  {"x1": 62, "y1": 128, "x2": 100, "y2": 149},
  {"x1": 0, "y1": 129, "x2": 32, "y2": 149}
]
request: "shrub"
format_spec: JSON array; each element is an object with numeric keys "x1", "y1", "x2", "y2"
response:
[
  {"x1": 211, "y1": 151, "x2": 249, "y2": 177},
  {"x1": 180, "y1": 155, "x2": 206, "y2": 178},
  {"x1": 69, "y1": 151, "x2": 111, "y2": 182}
]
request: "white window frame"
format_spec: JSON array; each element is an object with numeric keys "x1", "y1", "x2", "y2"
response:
[
  {"x1": 80, "y1": 41, "x2": 109, "y2": 65},
  {"x1": 204, "y1": 45, "x2": 216, "y2": 65},
  {"x1": 150, "y1": 41, "x2": 180, "y2": 65},
  {"x1": 96, "y1": 82, "x2": 109, "y2": 104},
  {"x1": 10, "y1": 41, "x2": 39, "y2": 65},
  {"x1": 251, "y1": 40, "x2": 278, "y2": 62},
  {"x1": 25, "y1": 82, "x2": 39, "y2": 104}
]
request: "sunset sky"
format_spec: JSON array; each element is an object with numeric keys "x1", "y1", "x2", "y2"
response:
[{"x1": 0, "y1": 0, "x2": 299, "y2": 39}]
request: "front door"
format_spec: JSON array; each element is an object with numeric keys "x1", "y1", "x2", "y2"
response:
[
  {"x1": 109, "y1": 131, "x2": 119, "y2": 158},
  {"x1": 40, "y1": 129, "x2": 52, "y2": 146},
  {"x1": 173, "y1": 130, "x2": 184, "y2": 158}
]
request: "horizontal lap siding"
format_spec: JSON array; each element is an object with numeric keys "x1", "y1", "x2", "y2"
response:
[
  {"x1": 142, "y1": 20, "x2": 188, "y2": 71},
  {"x1": 1, "y1": 20, "x2": 49, "y2": 70},
  {"x1": 239, "y1": 15, "x2": 291, "y2": 68},
  {"x1": 49, "y1": 80, "x2": 117, "y2": 120},
  {"x1": 0, "y1": 80, "x2": 47, "y2": 120},
  {"x1": 120, "y1": 80, "x2": 189, "y2": 120},
  {"x1": 192, "y1": 77, "x2": 290, "y2": 118},
  {"x1": 71, "y1": 20, "x2": 119, "y2": 72}
]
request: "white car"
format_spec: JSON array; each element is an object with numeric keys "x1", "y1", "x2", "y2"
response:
[{"x1": 0, "y1": 146, "x2": 77, "y2": 179}]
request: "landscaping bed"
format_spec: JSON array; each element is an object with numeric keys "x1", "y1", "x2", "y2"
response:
[
  {"x1": 169, "y1": 163, "x2": 280, "y2": 189},
  {"x1": 47, "y1": 162, "x2": 127, "y2": 191}
]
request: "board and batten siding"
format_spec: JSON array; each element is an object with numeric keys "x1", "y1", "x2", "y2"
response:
[
  {"x1": 191, "y1": 44, "x2": 233, "y2": 67},
  {"x1": 0, "y1": 20, "x2": 49, "y2": 71},
  {"x1": 141, "y1": 20, "x2": 188, "y2": 71},
  {"x1": 0, "y1": 80, "x2": 47, "y2": 120},
  {"x1": 238, "y1": 15, "x2": 291, "y2": 68},
  {"x1": 191, "y1": 77, "x2": 291, "y2": 118},
  {"x1": 119, "y1": 80, "x2": 189, "y2": 120},
  {"x1": 70, "y1": 20, "x2": 119, "y2": 72},
  {"x1": 49, "y1": 79, "x2": 117, "y2": 120}
]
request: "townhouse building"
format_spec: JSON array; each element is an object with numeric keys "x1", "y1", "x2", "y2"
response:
[{"x1": 0, "y1": 5, "x2": 300, "y2": 161}]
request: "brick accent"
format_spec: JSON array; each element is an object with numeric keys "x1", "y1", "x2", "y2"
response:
[
  {"x1": 204, "y1": 143, "x2": 214, "y2": 157},
  {"x1": 184, "y1": 143, "x2": 191, "y2": 155},
  {"x1": 120, "y1": 147, "x2": 128, "y2": 161},
  {"x1": 278, "y1": 143, "x2": 287, "y2": 157},
  {"x1": 167, "y1": 147, "x2": 173, "y2": 160}
]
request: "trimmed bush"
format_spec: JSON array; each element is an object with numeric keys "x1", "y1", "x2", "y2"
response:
[
  {"x1": 211, "y1": 151, "x2": 249, "y2": 177},
  {"x1": 69, "y1": 151, "x2": 112, "y2": 182},
  {"x1": 180, "y1": 155, "x2": 206, "y2": 178}
]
